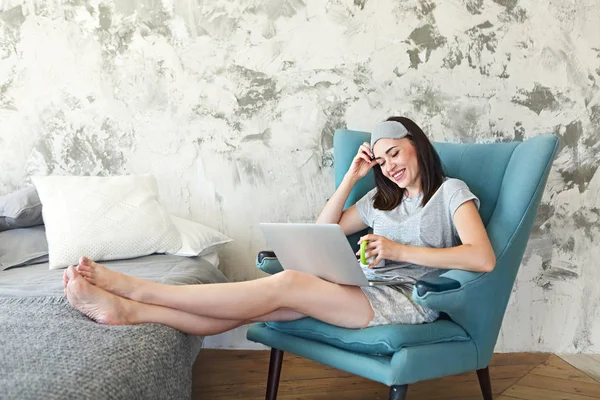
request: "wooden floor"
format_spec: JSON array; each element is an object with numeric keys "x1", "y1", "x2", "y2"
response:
[
  {"x1": 192, "y1": 350, "x2": 600, "y2": 400},
  {"x1": 560, "y1": 355, "x2": 600, "y2": 384}
]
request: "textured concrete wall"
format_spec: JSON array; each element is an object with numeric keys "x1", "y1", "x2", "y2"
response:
[{"x1": 1, "y1": 0, "x2": 598, "y2": 352}]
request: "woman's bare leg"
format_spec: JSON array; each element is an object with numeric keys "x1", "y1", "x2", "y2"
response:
[
  {"x1": 65, "y1": 266, "x2": 305, "y2": 335},
  {"x1": 76, "y1": 257, "x2": 374, "y2": 329}
]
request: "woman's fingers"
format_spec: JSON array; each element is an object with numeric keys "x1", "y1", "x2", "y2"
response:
[
  {"x1": 365, "y1": 251, "x2": 376, "y2": 260},
  {"x1": 366, "y1": 241, "x2": 378, "y2": 250},
  {"x1": 355, "y1": 146, "x2": 371, "y2": 160},
  {"x1": 364, "y1": 242, "x2": 379, "y2": 259},
  {"x1": 358, "y1": 153, "x2": 370, "y2": 163},
  {"x1": 359, "y1": 144, "x2": 373, "y2": 157},
  {"x1": 370, "y1": 256, "x2": 382, "y2": 268}
]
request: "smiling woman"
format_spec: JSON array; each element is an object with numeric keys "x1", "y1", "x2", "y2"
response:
[
  {"x1": 370, "y1": 117, "x2": 446, "y2": 209},
  {"x1": 320, "y1": 116, "x2": 496, "y2": 326}
]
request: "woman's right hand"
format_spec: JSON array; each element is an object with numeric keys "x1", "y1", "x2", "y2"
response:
[{"x1": 346, "y1": 142, "x2": 377, "y2": 182}]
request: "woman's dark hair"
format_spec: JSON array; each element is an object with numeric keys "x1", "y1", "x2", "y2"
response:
[{"x1": 372, "y1": 116, "x2": 445, "y2": 210}]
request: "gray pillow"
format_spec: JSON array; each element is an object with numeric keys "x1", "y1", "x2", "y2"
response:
[
  {"x1": 0, "y1": 226, "x2": 49, "y2": 270},
  {"x1": 0, "y1": 186, "x2": 44, "y2": 231}
]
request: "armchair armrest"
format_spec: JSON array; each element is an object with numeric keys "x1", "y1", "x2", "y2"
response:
[
  {"x1": 415, "y1": 274, "x2": 461, "y2": 296},
  {"x1": 256, "y1": 251, "x2": 284, "y2": 275},
  {"x1": 413, "y1": 269, "x2": 485, "y2": 312}
]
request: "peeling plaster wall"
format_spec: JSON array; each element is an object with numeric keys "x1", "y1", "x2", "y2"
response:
[{"x1": 1, "y1": 0, "x2": 598, "y2": 352}]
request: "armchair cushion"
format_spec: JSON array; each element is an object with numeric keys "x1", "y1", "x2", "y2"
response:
[{"x1": 265, "y1": 317, "x2": 470, "y2": 356}]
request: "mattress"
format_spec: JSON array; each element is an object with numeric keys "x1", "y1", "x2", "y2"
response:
[{"x1": 0, "y1": 254, "x2": 229, "y2": 400}]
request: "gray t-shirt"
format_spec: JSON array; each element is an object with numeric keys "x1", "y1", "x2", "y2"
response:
[{"x1": 355, "y1": 178, "x2": 480, "y2": 280}]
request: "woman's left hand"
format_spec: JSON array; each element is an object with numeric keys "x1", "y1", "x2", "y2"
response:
[{"x1": 357, "y1": 234, "x2": 403, "y2": 268}]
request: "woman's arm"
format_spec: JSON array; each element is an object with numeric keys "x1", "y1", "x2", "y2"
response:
[
  {"x1": 361, "y1": 200, "x2": 496, "y2": 273},
  {"x1": 316, "y1": 141, "x2": 375, "y2": 236},
  {"x1": 316, "y1": 176, "x2": 368, "y2": 236}
]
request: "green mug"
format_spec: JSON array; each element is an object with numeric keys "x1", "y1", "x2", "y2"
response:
[{"x1": 360, "y1": 240, "x2": 369, "y2": 266}]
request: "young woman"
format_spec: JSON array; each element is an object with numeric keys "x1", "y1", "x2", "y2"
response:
[{"x1": 62, "y1": 116, "x2": 495, "y2": 333}]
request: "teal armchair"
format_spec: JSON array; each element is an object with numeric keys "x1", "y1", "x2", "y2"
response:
[{"x1": 247, "y1": 129, "x2": 559, "y2": 400}]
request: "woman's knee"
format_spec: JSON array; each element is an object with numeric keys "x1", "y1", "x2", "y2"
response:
[
  {"x1": 260, "y1": 270, "x2": 306, "y2": 309},
  {"x1": 273, "y1": 269, "x2": 312, "y2": 289}
]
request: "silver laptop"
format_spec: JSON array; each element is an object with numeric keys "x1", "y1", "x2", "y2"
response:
[{"x1": 259, "y1": 223, "x2": 413, "y2": 287}]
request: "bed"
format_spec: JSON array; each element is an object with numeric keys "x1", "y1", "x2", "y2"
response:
[{"x1": 0, "y1": 253, "x2": 229, "y2": 400}]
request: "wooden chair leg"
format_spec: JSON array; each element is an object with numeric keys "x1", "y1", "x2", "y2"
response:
[
  {"x1": 266, "y1": 348, "x2": 284, "y2": 400},
  {"x1": 476, "y1": 366, "x2": 493, "y2": 400},
  {"x1": 389, "y1": 384, "x2": 408, "y2": 400}
]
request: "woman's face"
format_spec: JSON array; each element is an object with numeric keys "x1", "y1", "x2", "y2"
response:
[{"x1": 372, "y1": 137, "x2": 421, "y2": 192}]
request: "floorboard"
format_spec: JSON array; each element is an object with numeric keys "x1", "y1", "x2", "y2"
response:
[{"x1": 192, "y1": 350, "x2": 600, "y2": 400}]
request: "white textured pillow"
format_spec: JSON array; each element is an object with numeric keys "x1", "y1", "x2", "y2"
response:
[
  {"x1": 170, "y1": 216, "x2": 232, "y2": 257},
  {"x1": 32, "y1": 175, "x2": 182, "y2": 270}
]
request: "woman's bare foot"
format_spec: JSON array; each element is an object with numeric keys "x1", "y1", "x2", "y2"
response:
[
  {"x1": 65, "y1": 266, "x2": 132, "y2": 325},
  {"x1": 76, "y1": 256, "x2": 144, "y2": 300},
  {"x1": 63, "y1": 266, "x2": 77, "y2": 295},
  {"x1": 63, "y1": 269, "x2": 69, "y2": 288}
]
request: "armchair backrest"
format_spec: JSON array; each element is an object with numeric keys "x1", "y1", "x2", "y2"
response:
[{"x1": 333, "y1": 129, "x2": 559, "y2": 367}]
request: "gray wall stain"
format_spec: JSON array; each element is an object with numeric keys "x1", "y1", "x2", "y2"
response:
[
  {"x1": 232, "y1": 66, "x2": 279, "y2": 119},
  {"x1": 407, "y1": 24, "x2": 447, "y2": 68},
  {"x1": 442, "y1": 20, "x2": 502, "y2": 76},
  {"x1": 562, "y1": 120, "x2": 582, "y2": 150},
  {"x1": 573, "y1": 286, "x2": 596, "y2": 351},
  {"x1": 192, "y1": 101, "x2": 243, "y2": 140},
  {"x1": 545, "y1": 267, "x2": 579, "y2": 280},
  {"x1": 236, "y1": 158, "x2": 265, "y2": 186},
  {"x1": 353, "y1": 64, "x2": 375, "y2": 94},
  {"x1": 407, "y1": 48, "x2": 423, "y2": 69},
  {"x1": 0, "y1": 5, "x2": 24, "y2": 110},
  {"x1": 263, "y1": 0, "x2": 306, "y2": 19},
  {"x1": 493, "y1": 0, "x2": 527, "y2": 22},
  {"x1": 532, "y1": 203, "x2": 555, "y2": 234},
  {"x1": 443, "y1": 41, "x2": 464, "y2": 69},
  {"x1": 561, "y1": 237, "x2": 575, "y2": 253},
  {"x1": 589, "y1": 104, "x2": 600, "y2": 128},
  {"x1": 535, "y1": 265, "x2": 579, "y2": 292},
  {"x1": 572, "y1": 210, "x2": 599, "y2": 240},
  {"x1": 414, "y1": 0, "x2": 436, "y2": 17},
  {"x1": 492, "y1": 0, "x2": 518, "y2": 9},
  {"x1": 556, "y1": 119, "x2": 598, "y2": 193},
  {"x1": 354, "y1": 0, "x2": 367, "y2": 11},
  {"x1": 511, "y1": 83, "x2": 558, "y2": 115},
  {"x1": 463, "y1": 0, "x2": 484, "y2": 14},
  {"x1": 0, "y1": 5, "x2": 25, "y2": 28},
  {"x1": 139, "y1": 10, "x2": 173, "y2": 38},
  {"x1": 443, "y1": 103, "x2": 488, "y2": 143},
  {"x1": 95, "y1": 17, "x2": 136, "y2": 70},
  {"x1": 34, "y1": 137, "x2": 59, "y2": 175},
  {"x1": 521, "y1": 232, "x2": 553, "y2": 266},
  {"x1": 0, "y1": 73, "x2": 15, "y2": 110},
  {"x1": 27, "y1": 106, "x2": 131, "y2": 176},
  {"x1": 559, "y1": 163, "x2": 598, "y2": 194},
  {"x1": 513, "y1": 121, "x2": 525, "y2": 141},
  {"x1": 98, "y1": 4, "x2": 112, "y2": 31},
  {"x1": 242, "y1": 128, "x2": 272, "y2": 147},
  {"x1": 320, "y1": 100, "x2": 348, "y2": 168},
  {"x1": 466, "y1": 23, "x2": 497, "y2": 76},
  {"x1": 477, "y1": 20, "x2": 494, "y2": 29},
  {"x1": 411, "y1": 82, "x2": 445, "y2": 116}
]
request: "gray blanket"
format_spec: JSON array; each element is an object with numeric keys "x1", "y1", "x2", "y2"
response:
[
  {"x1": 0, "y1": 296, "x2": 196, "y2": 399},
  {"x1": 0, "y1": 254, "x2": 229, "y2": 400}
]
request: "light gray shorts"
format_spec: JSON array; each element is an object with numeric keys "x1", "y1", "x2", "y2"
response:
[{"x1": 360, "y1": 284, "x2": 439, "y2": 327}]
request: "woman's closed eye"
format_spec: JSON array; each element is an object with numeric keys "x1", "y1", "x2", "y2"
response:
[{"x1": 377, "y1": 151, "x2": 399, "y2": 167}]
